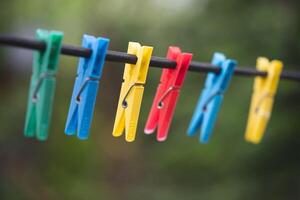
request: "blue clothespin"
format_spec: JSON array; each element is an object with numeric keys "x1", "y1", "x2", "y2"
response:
[
  {"x1": 65, "y1": 35, "x2": 109, "y2": 140},
  {"x1": 187, "y1": 52, "x2": 237, "y2": 143}
]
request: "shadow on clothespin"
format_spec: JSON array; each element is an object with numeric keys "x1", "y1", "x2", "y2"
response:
[
  {"x1": 245, "y1": 57, "x2": 283, "y2": 144},
  {"x1": 187, "y1": 52, "x2": 237, "y2": 143},
  {"x1": 24, "y1": 29, "x2": 63, "y2": 141},
  {"x1": 144, "y1": 46, "x2": 193, "y2": 142},
  {"x1": 112, "y1": 42, "x2": 153, "y2": 142},
  {"x1": 65, "y1": 35, "x2": 109, "y2": 140}
]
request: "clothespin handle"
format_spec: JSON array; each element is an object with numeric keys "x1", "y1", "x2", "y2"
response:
[
  {"x1": 187, "y1": 52, "x2": 237, "y2": 143},
  {"x1": 24, "y1": 29, "x2": 63, "y2": 141},
  {"x1": 65, "y1": 35, "x2": 109, "y2": 140},
  {"x1": 112, "y1": 42, "x2": 153, "y2": 142},
  {"x1": 144, "y1": 46, "x2": 192, "y2": 141},
  {"x1": 245, "y1": 57, "x2": 283, "y2": 144}
]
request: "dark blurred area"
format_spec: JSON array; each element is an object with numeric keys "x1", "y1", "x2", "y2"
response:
[{"x1": 0, "y1": 0, "x2": 299, "y2": 199}]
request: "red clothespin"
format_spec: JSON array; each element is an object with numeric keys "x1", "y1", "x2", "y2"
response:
[{"x1": 144, "y1": 46, "x2": 192, "y2": 141}]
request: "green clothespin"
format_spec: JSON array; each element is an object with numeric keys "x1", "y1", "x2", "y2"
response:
[{"x1": 24, "y1": 29, "x2": 63, "y2": 141}]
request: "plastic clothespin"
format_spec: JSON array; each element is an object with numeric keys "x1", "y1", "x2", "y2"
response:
[
  {"x1": 245, "y1": 57, "x2": 283, "y2": 144},
  {"x1": 65, "y1": 35, "x2": 109, "y2": 140},
  {"x1": 144, "y1": 47, "x2": 193, "y2": 141},
  {"x1": 112, "y1": 42, "x2": 153, "y2": 142},
  {"x1": 24, "y1": 29, "x2": 63, "y2": 141},
  {"x1": 187, "y1": 52, "x2": 237, "y2": 143}
]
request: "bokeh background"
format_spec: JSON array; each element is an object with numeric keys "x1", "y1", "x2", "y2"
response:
[{"x1": 0, "y1": 0, "x2": 299, "y2": 199}]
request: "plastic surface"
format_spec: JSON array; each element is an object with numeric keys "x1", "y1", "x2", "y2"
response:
[
  {"x1": 65, "y1": 35, "x2": 109, "y2": 140},
  {"x1": 24, "y1": 29, "x2": 63, "y2": 141},
  {"x1": 187, "y1": 52, "x2": 237, "y2": 143},
  {"x1": 112, "y1": 42, "x2": 153, "y2": 142},
  {"x1": 245, "y1": 58, "x2": 283, "y2": 144},
  {"x1": 144, "y1": 47, "x2": 192, "y2": 141}
]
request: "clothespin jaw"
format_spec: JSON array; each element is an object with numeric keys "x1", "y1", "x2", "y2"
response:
[
  {"x1": 144, "y1": 46, "x2": 193, "y2": 141},
  {"x1": 65, "y1": 35, "x2": 109, "y2": 140},
  {"x1": 187, "y1": 52, "x2": 237, "y2": 143},
  {"x1": 112, "y1": 42, "x2": 153, "y2": 142},
  {"x1": 245, "y1": 57, "x2": 283, "y2": 144},
  {"x1": 24, "y1": 29, "x2": 63, "y2": 141}
]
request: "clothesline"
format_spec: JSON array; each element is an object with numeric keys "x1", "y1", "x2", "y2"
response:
[
  {"x1": 1, "y1": 35, "x2": 300, "y2": 82},
  {"x1": 0, "y1": 30, "x2": 294, "y2": 144}
]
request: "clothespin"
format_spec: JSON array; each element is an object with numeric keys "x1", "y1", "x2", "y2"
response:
[
  {"x1": 112, "y1": 42, "x2": 153, "y2": 142},
  {"x1": 144, "y1": 47, "x2": 193, "y2": 141},
  {"x1": 65, "y1": 35, "x2": 109, "y2": 140},
  {"x1": 187, "y1": 52, "x2": 237, "y2": 143},
  {"x1": 245, "y1": 57, "x2": 283, "y2": 144},
  {"x1": 24, "y1": 29, "x2": 63, "y2": 141}
]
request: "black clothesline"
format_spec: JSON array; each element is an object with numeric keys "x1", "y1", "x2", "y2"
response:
[{"x1": 0, "y1": 35, "x2": 300, "y2": 82}]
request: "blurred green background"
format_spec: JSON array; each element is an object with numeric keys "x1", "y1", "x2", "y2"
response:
[{"x1": 0, "y1": 0, "x2": 299, "y2": 199}]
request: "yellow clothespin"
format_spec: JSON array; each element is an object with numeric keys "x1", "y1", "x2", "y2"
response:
[
  {"x1": 245, "y1": 57, "x2": 283, "y2": 144},
  {"x1": 112, "y1": 42, "x2": 153, "y2": 142}
]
